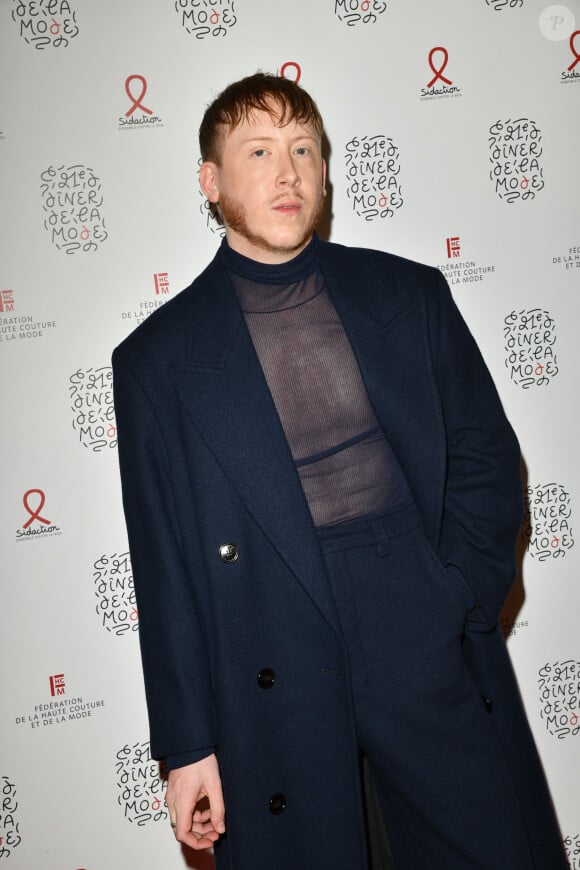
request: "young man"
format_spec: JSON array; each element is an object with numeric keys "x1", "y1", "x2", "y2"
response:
[{"x1": 113, "y1": 73, "x2": 567, "y2": 869}]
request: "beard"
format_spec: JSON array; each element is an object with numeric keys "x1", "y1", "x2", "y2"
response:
[{"x1": 218, "y1": 190, "x2": 326, "y2": 259}]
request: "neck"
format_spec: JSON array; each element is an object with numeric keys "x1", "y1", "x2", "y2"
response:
[{"x1": 224, "y1": 229, "x2": 314, "y2": 265}]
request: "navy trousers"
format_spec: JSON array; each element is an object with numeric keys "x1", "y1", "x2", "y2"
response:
[{"x1": 317, "y1": 503, "x2": 562, "y2": 870}]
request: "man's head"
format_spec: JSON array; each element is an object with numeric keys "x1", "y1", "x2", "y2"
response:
[{"x1": 199, "y1": 72, "x2": 327, "y2": 264}]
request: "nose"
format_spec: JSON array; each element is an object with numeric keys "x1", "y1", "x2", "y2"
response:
[{"x1": 276, "y1": 151, "x2": 300, "y2": 188}]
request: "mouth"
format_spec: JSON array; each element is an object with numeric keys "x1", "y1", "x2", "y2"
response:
[{"x1": 272, "y1": 201, "x2": 302, "y2": 215}]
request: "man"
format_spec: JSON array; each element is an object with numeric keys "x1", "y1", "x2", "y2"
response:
[{"x1": 113, "y1": 73, "x2": 567, "y2": 869}]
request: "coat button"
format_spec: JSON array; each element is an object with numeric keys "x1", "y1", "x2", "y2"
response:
[
  {"x1": 257, "y1": 668, "x2": 276, "y2": 689},
  {"x1": 218, "y1": 543, "x2": 238, "y2": 564},
  {"x1": 482, "y1": 696, "x2": 493, "y2": 713},
  {"x1": 269, "y1": 793, "x2": 287, "y2": 815}
]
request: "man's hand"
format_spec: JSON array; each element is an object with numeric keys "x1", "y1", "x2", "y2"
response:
[{"x1": 166, "y1": 754, "x2": 226, "y2": 850}]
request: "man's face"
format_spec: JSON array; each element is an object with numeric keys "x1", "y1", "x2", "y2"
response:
[{"x1": 200, "y1": 108, "x2": 326, "y2": 264}]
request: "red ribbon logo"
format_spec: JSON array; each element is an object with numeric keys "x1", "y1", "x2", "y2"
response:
[
  {"x1": 125, "y1": 75, "x2": 153, "y2": 117},
  {"x1": 427, "y1": 47, "x2": 453, "y2": 87},
  {"x1": 280, "y1": 61, "x2": 302, "y2": 84},
  {"x1": 22, "y1": 489, "x2": 51, "y2": 529},
  {"x1": 568, "y1": 30, "x2": 580, "y2": 71}
]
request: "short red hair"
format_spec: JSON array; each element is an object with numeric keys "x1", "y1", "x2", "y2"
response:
[{"x1": 199, "y1": 72, "x2": 324, "y2": 164}]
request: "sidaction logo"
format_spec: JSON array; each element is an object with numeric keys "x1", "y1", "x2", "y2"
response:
[
  {"x1": 420, "y1": 47, "x2": 462, "y2": 100},
  {"x1": 118, "y1": 75, "x2": 163, "y2": 130},
  {"x1": 15, "y1": 489, "x2": 61, "y2": 542},
  {"x1": 562, "y1": 30, "x2": 580, "y2": 82}
]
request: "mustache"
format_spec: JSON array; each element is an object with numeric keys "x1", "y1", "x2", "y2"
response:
[{"x1": 272, "y1": 193, "x2": 305, "y2": 204}]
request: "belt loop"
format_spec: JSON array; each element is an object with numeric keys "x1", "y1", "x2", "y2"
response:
[{"x1": 370, "y1": 518, "x2": 391, "y2": 557}]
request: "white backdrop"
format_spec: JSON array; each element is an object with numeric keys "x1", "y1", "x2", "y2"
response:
[{"x1": 1, "y1": 1, "x2": 579, "y2": 867}]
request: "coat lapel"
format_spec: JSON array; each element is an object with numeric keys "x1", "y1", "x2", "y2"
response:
[
  {"x1": 319, "y1": 244, "x2": 445, "y2": 545},
  {"x1": 170, "y1": 255, "x2": 339, "y2": 630}
]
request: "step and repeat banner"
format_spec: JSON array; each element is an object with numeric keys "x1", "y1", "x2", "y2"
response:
[{"x1": 1, "y1": 1, "x2": 579, "y2": 867}]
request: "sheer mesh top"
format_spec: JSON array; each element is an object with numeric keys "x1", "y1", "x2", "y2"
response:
[{"x1": 222, "y1": 235, "x2": 412, "y2": 528}]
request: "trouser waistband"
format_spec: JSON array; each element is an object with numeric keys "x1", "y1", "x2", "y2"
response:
[{"x1": 316, "y1": 501, "x2": 422, "y2": 556}]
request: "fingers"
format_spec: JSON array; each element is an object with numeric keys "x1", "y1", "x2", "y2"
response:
[
  {"x1": 166, "y1": 755, "x2": 226, "y2": 851},
  {"x1": 206, "y1": 771, "x2": 226, "y2": 836}
]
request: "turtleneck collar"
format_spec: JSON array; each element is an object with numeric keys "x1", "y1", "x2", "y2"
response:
[{"x1": 220, "y1": 233, "x2": 320, "y2": 285}]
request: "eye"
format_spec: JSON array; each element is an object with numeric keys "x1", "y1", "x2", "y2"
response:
[
  {"x1": 295, "y1": 146, "x2": 311, "y2": 156},
  {"x1": 252, "y1": 148, "x2": 267, "y2": 158}
]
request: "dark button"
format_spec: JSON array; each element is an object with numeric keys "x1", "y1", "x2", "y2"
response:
[
  {"x1": 257, "y1": 668, "x2": 276, "y2": 689},
  {"x1": 269, "y1": 793, "x2": 287, "y2": 815},
  {"x1": 218, "y1": 543, "x2": 238, "y2": 564},
  {"x1": 482, "y1": 696, "x2": 493, "y2": 713}
]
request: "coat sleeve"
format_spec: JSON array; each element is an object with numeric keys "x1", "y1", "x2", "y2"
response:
[
  {"x1": 112, "y1": 350, "x2": 217, "y2": 760},
  {"x1": 428, "y1": 271, "x2": 524, "y2": 631}
]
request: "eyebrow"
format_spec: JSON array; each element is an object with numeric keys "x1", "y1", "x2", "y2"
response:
[{"x1": 238, "y1": 134, "x2": 318, "y2": 145}]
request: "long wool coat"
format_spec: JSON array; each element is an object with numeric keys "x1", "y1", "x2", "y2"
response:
[{"x1": 113, "y1": 239, "x2": 565, "y2": 869}]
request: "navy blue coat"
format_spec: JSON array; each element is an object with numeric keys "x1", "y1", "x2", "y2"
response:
[{"x1": 113, "y1": 240, "x2": 564, "y2": 869}]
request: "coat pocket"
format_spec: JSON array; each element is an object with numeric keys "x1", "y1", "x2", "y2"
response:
[{"x1": 417, "y1": 529, "x2": 478, "y2": 612}]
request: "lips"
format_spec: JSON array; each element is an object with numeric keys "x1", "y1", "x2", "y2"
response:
[{"x1": 273, "y1": 201, "x2": 302, "y2": 213}]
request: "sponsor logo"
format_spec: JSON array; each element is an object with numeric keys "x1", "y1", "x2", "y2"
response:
[
  {"x1": 504, "y1": 308, "x2": 558, "y2": 388},
  {"x1": 446, "y1": 237, "x2": 461, "y2": 259},
  {"x1": 69, "y1": 366, "x2": 116, "y2": 452},
  {"x1": 489, "y1": 118, "x2": 544, "y2": 203},
  {"x1": 334, "y1": 0, "x2": 388, "y2": 26},
  {"x1": 0, "y1": 305, "x2": 57, "y2": 343},
  {"x1": 0, "y1": 777, "x2": 21, "y2": 859},
  {"x1": 118, "y1": 75, "x2": 163, "y2": 130},
  {"x1": 41, "y1": 164, "x2": 108, "y2": 253},
  {"x1": 175, "y1": 0, "x2": 237, "y2": 39},
  {"x1": 345, "y1": 134, "x2": 403, "y2": 221},
  {"x1": 94, "y1": 551, "x2": 138, "y2": 636},
  {"x1": 154, "y1": 272, "x2": 170, "y2": 295},
  {"x1": 562, "y1": 30, "x2": 580, "y2": 82},
  {"x1": 437, "y1": 239, "x2": 496, "y2": 286},
  {"x1": 279, "y1": 61, "x2": 301, "y2": 83},
  {"x1": 0, "y1": 291, "x2": 14, "y2": 313},
  {"x1": 116, "y1": 741, "x2": 168, "y2": 825},
  {"x1": 120, "y1": 274, "x2": 173, "y2": 324},
  {"x1": 538, "y1": 660, "x2": 580, "y2": 739},
  {"x1": 564, "y1": 833, "x2": 580, "y2": 869},
  {"x1": 16, "y1": 489, "x2": 61, "y2": 542},
  {"x1": 523, "y1": 483, "x2": 574, "y2": 560},
  {"x1": 49, "y1": 673, "x2": 66, "y2": 696},
  {"x1": 552, "y1": 243, "x2": 580, "y2": 270},
  {"x1": 499, "y1": 616, "x2": 529, "y2": 640},
  {"x1": 486, "y1": 0, "x2": 523, "y2": 10},
  {"x1": 15, "y1": 690, "x2": 105, "y2": 729},
  {"x1": 11, "y1": 0, "x2": 79, "y2": 50},
  {"x1": 420, "y1": 47, "x2": 462, "y2": 100}
]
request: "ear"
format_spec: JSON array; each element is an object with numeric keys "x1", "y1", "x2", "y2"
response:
[
  {"x1": 199, "y1": 161, "x2": 220, "y2": 204},
  {"x1": 321, "y1": 158, "x2": 327, "y2": 196}
]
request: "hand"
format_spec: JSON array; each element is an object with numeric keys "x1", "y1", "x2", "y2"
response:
[{"x1": 166, "y1": 754, "x2": 226, "y2": 850}]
